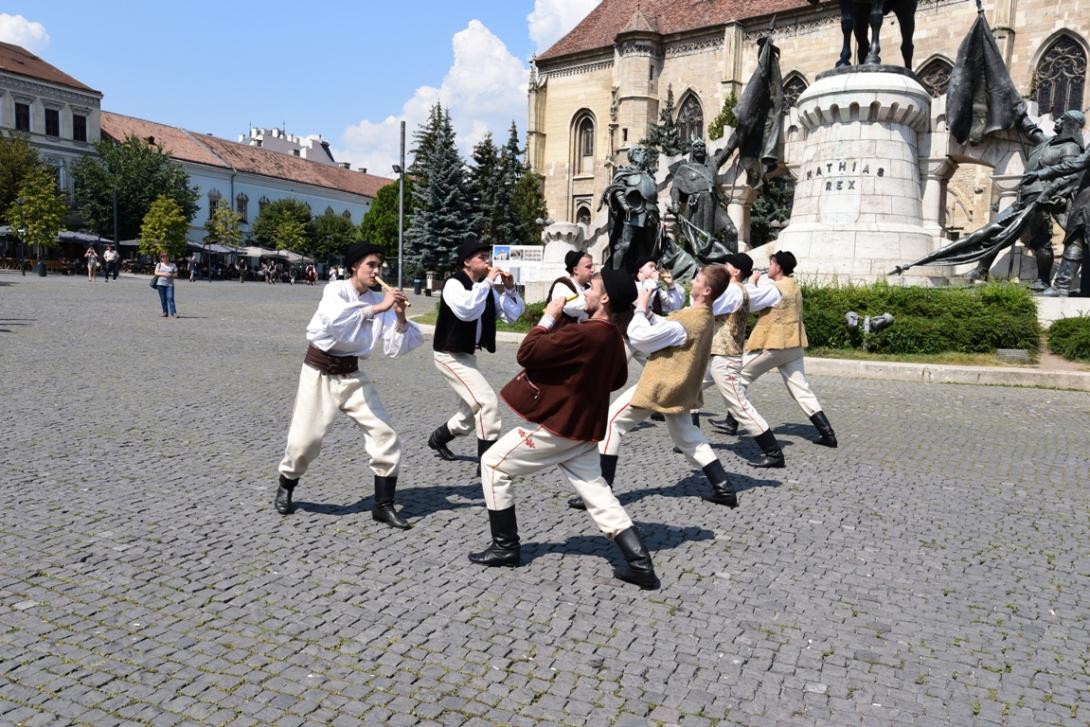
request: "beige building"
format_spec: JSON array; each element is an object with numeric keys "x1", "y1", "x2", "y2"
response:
[{"x1": 529, "y1": 0, "x2": 1090, "y2": 241}]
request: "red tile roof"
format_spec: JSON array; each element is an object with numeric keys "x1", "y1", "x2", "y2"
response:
[
  {"x1": 0, "y1": 41, "x2": 100, "y2": 93},
  {"x1": 537, "y1": 0, "x2": 811, "y2": 61},
  {"x1": 101, "y1": 112, "x2": 391, "y2": 199}
]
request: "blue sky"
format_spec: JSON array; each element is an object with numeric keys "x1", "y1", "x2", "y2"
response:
[{"x1": 1, "y1": 1, "x2": 600, "y2": 177}]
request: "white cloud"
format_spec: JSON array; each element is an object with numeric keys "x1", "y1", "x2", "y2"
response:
[
  {"x1": 0, "y1": 13, "x2": 49, "y2": 53},
  {"x1": 338, "y1": 20, "x2": 527, "y2": 177},
  {"x1": 527, "y1": 0, "x2": 601, "y2": 53}
]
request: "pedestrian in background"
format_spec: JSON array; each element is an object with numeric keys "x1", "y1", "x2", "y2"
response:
[
  {"x1": 103, "y1": 245, "x2": 119, "y2": 281},
  {"x1": 84, "y1": 246, "x2": 99, "y2": 282},
  {"x1": 189, "y1": 256, "x2": 199, "y2": 282},
  {"x1": 305, "y1": 263, "x2": 317, "y2": 285},
  {"x1": 153, "y1": 253, "x2": 178, "y2": 318}
]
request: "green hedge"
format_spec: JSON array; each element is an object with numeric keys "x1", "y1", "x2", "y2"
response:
[
  {"x1": 796, "y1": 282, "x2": 1040, "y2": 355},
  {"x1": 1048, "y1": 316, "x2": 1090, "y2": 362}
]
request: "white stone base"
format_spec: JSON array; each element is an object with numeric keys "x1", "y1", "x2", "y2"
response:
[{"x1": 1036, "y1": 296, "x2": 1090, "y2": 328}]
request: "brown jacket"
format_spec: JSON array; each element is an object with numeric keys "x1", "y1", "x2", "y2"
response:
[
  {"x1": 631, "y1": 307, "x2": 715, "y2": 414},
  {"x1": 501, "y1": 318, "x2": 628, "y2": 442},
  {"x1": 746, "y1": 277, "x2": 808, "y2": 351}
]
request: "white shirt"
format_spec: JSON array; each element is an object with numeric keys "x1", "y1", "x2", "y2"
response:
[
  {"x1": 549, "y1": 276, "x2": 588, "y2": 321},
  {"x1": 103, "y1": 250, "x2": 119, "y2": 263},
  {"x1": 709, "y1": 280, "x2": 782, "y2": 316},
  {"x1": 306, "y1": 280, "x2": 423, "y2": 358},
  {"x1": 627, "y1": 307, "x2": 690, "y2": 355},
  {"x1": 653, "y1": 283, "x2": 686, "y2": 314},
  {"x1": 441, "y1": 278, "x2": 525, "y2": 343}
]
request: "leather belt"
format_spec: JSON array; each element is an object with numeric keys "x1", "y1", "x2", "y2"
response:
[{"x1": 304, "y1": 344, "x2": 359, "y2": 376}]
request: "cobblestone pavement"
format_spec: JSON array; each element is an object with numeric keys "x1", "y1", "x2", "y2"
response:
[{"x1": 2, "y1": 272, "x2": 1089, "y2": 727}]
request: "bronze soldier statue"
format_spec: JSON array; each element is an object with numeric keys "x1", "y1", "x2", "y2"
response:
[
  {"x1": 660, "y1": 139, "x2": 736, "y2": 281},
  {"x1": 599, "y1": 145, "x2": 660, "y2": 272},
  {"x1": 1026, "y1": 140, "x2": 1090, "y2": 295}
]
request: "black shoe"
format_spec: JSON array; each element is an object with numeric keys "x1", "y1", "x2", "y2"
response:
[
  {"x1": 691, "y1": 411, "x2": 700, "y2": 427},
  {"x1": 700, "y1": 460, "x2": 738, "y2": 508},
  {"x1": 748, "y1": 429, "x2": 785, "y2": 468},
  {"x1": 468, "y1": 507, "x2": 521, "y2": 567},
  {"x1": 650, "y1": 412, "x2": 665, "y2": 422},
  {"x1": 612, "y1": 527, "x2": 660, "y2": 590},
  {"x1": 275, "y1": 475, "x2": 297, "y2": 515},
  {"x1": 710, "y1": 412, "x2": 739, "y2": 435},
  {"x1": 569, "y1": 454, "x2": 618, "y2": 510},
  {"x1": 809, "y1": 411, "x2": 838, "y2": 448},
  {"x1": 427, "y1": 424, "x2": 459, "y2": 461},
  {"x1": 372, "y1": 476, "x2": 411, "y2": 529},
  {"x1": 476, "y1": 438, "x2": 496, "y2": 477}
]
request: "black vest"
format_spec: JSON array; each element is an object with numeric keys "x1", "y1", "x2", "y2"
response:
[{"x1": 434, "y1": 271, "x2": 497, "y2": 354}]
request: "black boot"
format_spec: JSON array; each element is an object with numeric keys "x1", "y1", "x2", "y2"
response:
[
  {"x1": 275, "y1": 475, "x2": 297, "y2": 515},
  {"x1": 612, "y1": 527, "x2": 660, "y2": 590},
  {"x1": 748, "y1": 429, "x2": 786, "y2": 468},
  {"x1": 475, "y1": 438, "x2": 496, "y2": 476},
  {"x1": 701, "y1": 460, "x2": 738, "y2": 508},
  {"x1": 809, "y1": 411, "x2": 838, "y2": 448},
  {"x1": 372, "y1": 476, "x2": 411, "y2": 529},
  {"x1": 650, "y1": 412, "x2": 665, "y2": 422},
  {"x1": 427, "y1": 424, "x2": 458, "y2": 461},
  {"x1": 468, "y1": 507, "x2": 521, "y2": 567},
  {"x1": 569, "y1": 454, "x2": 618, "y2": 510},
  {"x1": 710, "y1": 412, "x2": 739, "y2": 435},
  {"x1": 1031, "y1": 246, "x2": 1054, "y2": 292},
  {"x1": 691, "y1": 411, "x2": 700, "y2": 427},
  {"x1": 1044, "y1": 256, "x2": 1080, "y2": 296}
]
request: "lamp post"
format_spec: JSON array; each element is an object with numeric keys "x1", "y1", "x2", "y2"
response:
[
  {"x1": 394, "y1": 119, "x2": 406, "y2": 290},
  {"x1": 15, "y1": 196, "x2": 26, "y2": 276}
]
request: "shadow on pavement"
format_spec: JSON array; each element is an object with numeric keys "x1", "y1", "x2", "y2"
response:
[
  {"x1": 519, "y1": 520, "x2": 714, "y2": 565},
  {"x1": 617, "y1": 469, "x2": 780, "y2": 505}
]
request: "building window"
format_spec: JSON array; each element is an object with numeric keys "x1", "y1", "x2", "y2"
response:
[
  {"x1": 575, "y1": 206, "x2": 592, "y2": 226},
  {"x1": 916, "y1": 58, "x2": 953, "y2": 98},
  {"x1": 676, "y1": 94, "x2": 704, "y2": 146},
  {"x1": 574, "y1": 114, "x2": 594, "y2": 174},
  {"x1": 236, "y1": 193, "x2": 249, "y2": 222},
  {"x1": 293, "y1": 149, "x2": 300, "y2": 156},
  {"x1": 783, "y1": 74, "x2": 809, "y2": 107},
  {"x1": 258, "y1": 196, "x2": 270, "y2": 212},
  {"x1": 73, "y1": 114, "x2": 87, "y2": 142},
  {"x1": 341, "y1": 209, "x2": 352, "y2": 220},
  {"x1": 324, "y1": 206, "x2": 335, "y2": 216},
  {"x1": 15, "y1": 103, "x2": 30, "y2": 132},
  {"x1": 208, "y1": 190, "x2": 222, "y2": 220},
  {"x1": 1035, "y1": 35, "x2": 1087, "y2": 119},
  {"x1": 45, "y1": 109, "x2": 60, "y2": 137}
]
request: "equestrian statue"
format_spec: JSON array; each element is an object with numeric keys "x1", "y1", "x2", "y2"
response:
[{"x1": 807, "y1": 0, "x2": 919, "y2": 68}]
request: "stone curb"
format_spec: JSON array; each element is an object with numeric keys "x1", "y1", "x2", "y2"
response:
[{"x1": 412, "y1": 322, "x2": 1090, "y2": 392}]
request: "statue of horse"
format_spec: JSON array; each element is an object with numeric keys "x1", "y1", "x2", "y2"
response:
[{"x1": 809, "y1": 0, "x2": 918, "y2": 68}]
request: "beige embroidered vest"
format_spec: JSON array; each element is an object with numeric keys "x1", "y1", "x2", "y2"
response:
[
  {"x1": 710, "y1": 284, "x2": 749, "y2": 357},
  {"x1": 745, "y1": 276, "x2": 808, "y2": 351},
  {"x1": 631, "y1": 307, "x2": 715, "y2": 414}
]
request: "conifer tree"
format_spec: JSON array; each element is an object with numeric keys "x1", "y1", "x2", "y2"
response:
[
  {"x1": 493, "y1": 122, "x2": 525, "y2": 245},
  {"x1": 511, "y1": 168, "x2": 549, "y2": 245},
  {"x1": 639, "y1": 84, "x2": 683, "y2": 170},
  {"x1": 468, "y1": 132, "x2": 500, "y2": 243}
]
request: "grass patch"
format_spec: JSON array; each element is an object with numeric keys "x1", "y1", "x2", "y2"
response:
[
  {"x1": 411, "y1": 301, "x2": 544, "y2": 333},
  {"x1": 807, "y1": 347, "x2": 1036, "y2": 367}
]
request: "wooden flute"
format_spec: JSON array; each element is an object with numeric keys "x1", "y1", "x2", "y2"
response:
[{"x1": 375, "y1": 276, "x2": 411, "y2": 307}]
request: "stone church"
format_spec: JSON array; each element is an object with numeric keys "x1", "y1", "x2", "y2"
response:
[{"x1": 528, "y1": 0, "x2": 1090, "y2": 249}]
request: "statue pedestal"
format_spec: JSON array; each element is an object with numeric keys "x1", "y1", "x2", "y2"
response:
[
  {"x1": 522, "y1": 222, "x2": 587, "y2": 303},
  {"x1": 766, "y1": 66, "x2": 948, "y2": 285}
]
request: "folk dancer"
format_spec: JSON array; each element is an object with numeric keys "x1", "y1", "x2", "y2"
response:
[
  {"x1": 546, "y1": 250, "x2": 594, "y2": 326},
  {"x1": 732, "y1": 250, "x2": 837, "y2": 447},
  {"x1": 571, "y1": 264, "x2": 740, "y2": 510},
  {"x1": 702, "y1": 253, "x2": 786, "y2": 468},
  {"x1": 275, "y1": 242, "x2": 423, "y2": 529},
  {"x1": 428, "y1": 238, "x2": 525, "y2": 469},
  {"x1": 470, "y1": 269, "x2": 660, "y2": 589}
]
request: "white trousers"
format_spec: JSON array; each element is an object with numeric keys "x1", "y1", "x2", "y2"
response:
[
  {"x1": 278, "y1": 364, "x2": 400, "y2": 479},
  {"x1": 741, "y1": 347, "x2": 823, "y2": 418},
  {"x1": 703, "y1": 355, "x2": 770, "y2": 437},
  {"x1": 482, "y1": 423, "x2": 633, "y2": 537},
  {"x1": 433, "y1": 351, "x2": 502, "y2": 440},
  {"x1": 598, "y1": 385, "x2": 717, "y2": 468}
]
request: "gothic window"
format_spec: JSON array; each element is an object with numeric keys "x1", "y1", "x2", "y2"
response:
[
  {"x1": 1035, "y1": 35, "x2": 1087, "y2": 119},
  {"x1": 324, "y1": 206, "x2": 335, "y2": 216},
  {"x1": 575, "y1": 205, "x2": 592, "y2": 226},
  {"x1": 917, "y1": 58, "x2": 953, "y2": 98},
  {"x1": 236, "y1": 193, "x2": 249, "y2": 222},
  {"x1": 341, "y1": 209, "x2": 352, "y2": 220},
  {"x1": 576, "y1": 115, "x2": 595, "y2": 174},
  {"x1": 677, "y1": 94, "x2": 704, "y2": 146},
  {"x1": 258, "y1": 196, "x2": 270, "y2": 212},
  {"x1": 783, "y1": 74, "x2": 809, "y2": 107}
]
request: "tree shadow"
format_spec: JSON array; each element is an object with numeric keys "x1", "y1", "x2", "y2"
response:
[
  {"x1": 520, "y1": 519, "x2": 715, "y2": 566},
  {"x1": 616, "y1": 468, "x2": 780, "y2": 506}
]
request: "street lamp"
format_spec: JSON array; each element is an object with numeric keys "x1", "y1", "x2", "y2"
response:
[
  {"x1": 394, "y1": 119, "x2": 406, "y2": 290},
  {"x1": 15, "y1": 196, "x2": 26, "y2": 276}
]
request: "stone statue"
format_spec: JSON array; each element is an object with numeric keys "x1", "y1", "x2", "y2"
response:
[
  {"x1": 1025, "y1": 144, "x2": 1090, "y2": 296},
  {"x1": 599, "y1": 145, "x2": 660, "y2": 272},
  {"x1": 807, "y1": 0, "x2": 918, "y2": 68},
  {"x1": 659, "y1": 139, "x2": 736, "y2": 281}
]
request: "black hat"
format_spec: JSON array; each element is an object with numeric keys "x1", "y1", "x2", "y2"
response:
[
  {"x1": 770, "y1": 250, "x2": 797, "y2": 276},
  {"x1": 457, "y1": 237, "x2": 491, "y2": 264},
  {"x1": 564, "y1": 249, "x2": 588, "y2": 274},
  {"x1": 633, "y1": 255, "x2": 657, "y2": 274},
  {"x1": 601, "y1": 267, "x2": 637, "y2": 312},
  {"x1": 344, "y1": 242, "x2": 385, "y2": 273},
  {"x1": 725, "y1": 252, "x2": 754, "y2": 277}
]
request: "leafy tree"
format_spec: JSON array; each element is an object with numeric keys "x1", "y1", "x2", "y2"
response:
[
  {"x1": 407, "y1": 105, "x2": 474, "y2": 273},
  {"x1": 0, "y1": 131, "x2": 43, "y2": 224},
  {"x1": 640, "y1": 84, "x2": 683, "y2": 169},
  {"x1": 274, "y1": 216, "x2": 309, "y2": 253},
  {"x1": 310, "y1": 210, "x2": 356, "y2": 260},
  {"x1": 707, "y1": 92, "x2": 739, "y2": 141},
  {"x1": 6, "y1": 164, "x2": 67, "y2": 257},
  {"x1": 511, "y1": 168, "x2": 549, "y2": 245},
  {"x1": 359, "y1": 179, "x2": 414, "y2": 259},
  {"x1": 252, "y1": 197, "x2": 312, "y2": 248},
  {"x1": 204, "y1": 202, "x2": 243, "y2": 248},
  {"x1": 139, "y1": 195, "x2": 189, "y2": 257},
  {"x1": 468, "y1": 133, "x2": 500, "y2": 243},
  {"x1": 72, "y1": 135, "x2": 198, "y2": 240},
  {"x1": 748, "y1": 175, "x2": 796, "y2": 248}
]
